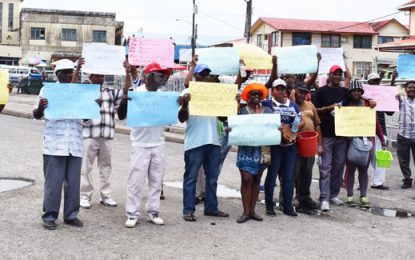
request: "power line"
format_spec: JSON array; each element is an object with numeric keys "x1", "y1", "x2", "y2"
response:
[
  {"x1": 328, "y1": 11, "x2": 404, "y2": 32},
  {"x1": 198, "y1": 10, "x2": 244, "y2": 32}
]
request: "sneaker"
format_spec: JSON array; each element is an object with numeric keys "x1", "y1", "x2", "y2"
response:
[
  {"x1": 80, "y1": 197, "x2": 91, "y2": 209},
  {"x1": 321, "y1": 201, "x2": 330, "y2": 212},
  {"x1": 346, "y1": 196, "x2": 356, "y2": 207},
  {"x1": 125, "y1": 217, "x2": 138, "y2": 228},
  {"x1": 359, "y1": 196, "x2": 370, "y2": 208},
  {"x1": 329, "y1": 197, "x2": 344, "y2": 206},
  {"x1": 100, "y1": 196, "x2": 117, "y2": 207},
  {"x1": 147, "y1": 213, "x2": 165, "y2": 225}
]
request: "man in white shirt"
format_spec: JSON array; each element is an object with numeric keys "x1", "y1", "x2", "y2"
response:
[
  {"x1": 33, "y1": 59, "x2": 85, "y2": 230},
  {"x1": 118, "y1": 63, "x2": 171, "y2": 228}
]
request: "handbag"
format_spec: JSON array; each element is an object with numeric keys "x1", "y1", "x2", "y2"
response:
[{"x1": 347, "y1": 137, "x2": 372, "y2": 167}]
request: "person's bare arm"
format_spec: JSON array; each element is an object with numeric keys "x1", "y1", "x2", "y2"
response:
[
  {"x1": 305, "y1": 53, "x2": 321, "y2": 90},
  {"x1": 184, "y1": 55, "x2": 198, "y2": 88},
  {"x1": 72, "y1": 57, "x2": 85, "y2": 83},
  {"x1": 265, "y1": 56, "x2": 277, "y2": 89},
  {"x1": 178, "y1": 94, "x2": 190, "y2": 123}
]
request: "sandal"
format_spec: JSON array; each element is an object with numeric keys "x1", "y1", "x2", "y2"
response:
[
  {"x1": 204, "y1": 210, "x2": 229, "y2": 217},
  {"x1": 183, "y1": 213, "x2": 196, "y2": 222}
]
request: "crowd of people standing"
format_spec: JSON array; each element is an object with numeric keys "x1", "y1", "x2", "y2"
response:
[{"x1": 30, "y1": 51, "x2": 415, "y2": 230}]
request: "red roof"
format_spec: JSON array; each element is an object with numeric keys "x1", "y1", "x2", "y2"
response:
[
  {"x1": 371, "y1": 19, "x2": 409, "y2": 32},
  {"x1": 259, "y1": 17, "x2": 378, "y2": 35}
]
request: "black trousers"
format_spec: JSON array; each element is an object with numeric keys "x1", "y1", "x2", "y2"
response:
[{"x1": 397, "y1": 134, "x2": 415, "y2": 181}]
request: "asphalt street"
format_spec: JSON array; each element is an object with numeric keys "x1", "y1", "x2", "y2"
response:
[{"x1": 0, "y1": 114, "x2": 415, "y2": 259}]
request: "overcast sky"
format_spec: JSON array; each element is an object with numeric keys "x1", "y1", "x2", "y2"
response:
[{"x1": 21, "y1": 0, "x2": 409, "y2": 39}]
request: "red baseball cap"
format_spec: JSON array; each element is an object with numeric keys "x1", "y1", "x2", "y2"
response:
[
  {"x1": 329, "y1": 65, "x2": 343, "y2": 73},
  {"x1": 144, "y1": 63, "x2": 171, "y2": 76}
]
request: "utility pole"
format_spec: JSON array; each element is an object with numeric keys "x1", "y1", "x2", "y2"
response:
[
  {"x1": 192, "y1": 0, "x2": 197, "y2": 56},
  {"x1": 244, "y1": 0, "x2": 252, "y2": 43}
]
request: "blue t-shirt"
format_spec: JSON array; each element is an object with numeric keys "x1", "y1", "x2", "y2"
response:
[{"x1": 261, "y1": 98, "x2": 300, "y2": 126}]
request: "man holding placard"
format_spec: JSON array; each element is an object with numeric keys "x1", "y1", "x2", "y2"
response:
[
  {"x1": 33, "y1": 59, "x2": 86, "y2": 230},
  {"x1": 179, "y1": 58, "x2": 234, "y2": 222},
  {"x1": 79, "y1": 71, "x2": 127, "y2": 209},
  {"x1": 396, "y1": 81, "x2": 415, "y2": 189},
  {"x1": 314, "y1": 65, "x2": 350, "y2": 211},
  {"x1": 118, "y1": 62, "x2": 176, "y2": 228}
]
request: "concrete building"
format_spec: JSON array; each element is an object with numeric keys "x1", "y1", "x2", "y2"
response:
[
  {"x1": 250, "y1": 17, "x2": 409, "y2": 78},
  {"x1": 19, "y1": 8, "x2": 124, "y2": 63},
  {"x1": 0, "y1": 0, "x2": 22, "y2": 65}
]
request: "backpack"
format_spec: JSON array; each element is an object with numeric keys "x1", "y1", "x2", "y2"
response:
[{"x1": 347, "y1": 137, "x2": 372, "y2": 166}]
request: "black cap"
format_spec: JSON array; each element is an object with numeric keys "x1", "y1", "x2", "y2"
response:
[{"x1": 295, "y1": 82, "x2": 309, "y2": 92}]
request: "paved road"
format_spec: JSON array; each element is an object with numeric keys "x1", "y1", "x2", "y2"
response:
[{"x1": 0, "y1": 115, "x2": 415, "y2": 259}]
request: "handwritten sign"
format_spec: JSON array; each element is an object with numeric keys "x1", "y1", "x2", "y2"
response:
[
  {"x1": 319, "y1": 76, "x2": 328, "y2": 87},
  {"x1": 43, "y1": 83, "x2": 101, "y2": 120},
  {"x1": 363, "y1": 85, "x2": 399, "y2": 112},
  {"x1": 82, "y1": 43, "x2": 126, "y2": 75},
  {"x1": 0, "y1": 69, "x2": 9, "y2": 105},
  {"x1": 228, "y1": 114, "x2": 281, "y2": 146},
  {"x1": 128, "y1": 37, "x2": 174, "y2": 67},
  {"x1": 397, "y1": 54, "x2": 415, "y2": 79},
  {"x1": 318, "y1": 48, "x2": 345, "y2": 74},
  {"x1": 189, "y1": 82, "x2": 238, "y2": 116},
  {"x1": 335, "y1": 107, "x2": 376, "y2": 137},
  {"x1": 196, "y1": 47, "x2": 240, "y2": 75},
  {"x1": 179, "y1": 48, "x2": 192, "y2": 63},
  {"x1": 233, "y1": 43, "x2": 272, "y2": 70},
  {"x1": 127, "y1": 91, "x2": 180, "y2": 127},
  {"x1": 272, "y1": 45, "x2": 318, "y2": 75}
]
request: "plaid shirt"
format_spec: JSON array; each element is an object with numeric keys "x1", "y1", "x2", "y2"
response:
[
  {"x1": 83, "y1": 88, "x2": 124, "y2": 140},
  {"x1": 398, "y1": 95, "x2": 415, "y2": 139}
]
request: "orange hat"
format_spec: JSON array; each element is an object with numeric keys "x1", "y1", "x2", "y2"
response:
[{"x1": 241, "y1": 83, "x2": 268, "y2": 102}]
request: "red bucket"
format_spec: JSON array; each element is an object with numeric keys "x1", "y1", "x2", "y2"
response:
[{"x1": 297, "y1": 131, "x2": 318, "y2": 157}]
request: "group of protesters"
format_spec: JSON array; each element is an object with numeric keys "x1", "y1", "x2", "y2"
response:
[{"x1": 31, "y1": 49, "x2": 415, "y2": 230}]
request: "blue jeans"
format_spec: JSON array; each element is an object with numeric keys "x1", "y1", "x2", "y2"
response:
[
  {"x1": 265, "y1": 144, "x2": 297, "y2": 211},
  {"x1": 183, "y1": 144, "x2": 220, "y2": 214}
]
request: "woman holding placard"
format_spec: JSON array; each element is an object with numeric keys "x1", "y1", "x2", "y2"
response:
[{"x1": 230, "y1": 83, "x2": 272, "y2": 223}]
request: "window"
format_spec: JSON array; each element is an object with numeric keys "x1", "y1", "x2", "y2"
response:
[
  {"x1": 292, "y1": 32, "x2": 311, "y2": 46},
  {"x1": 271, "y1": 31, "x2": 279, "y2": 46},
  {"x1": 31, "y1": 27, "x2": 45, "y2": 40},
  {"x1": 8, "y1": 3, "x2": 13, "y2": 32},
  {"x1": 353, "y1": 62, "x2": 372, "y2": 79},
  {"x1": 353, "y1": 35, "x2": 372, "y2": 49},
  {"x1": 93, "y1": 30, "x2": 107, "y2": 42},
  {"x1": 378, "y1": 36, "x2": 394, "y2": 44},
  {"x1": 321, "y1": 34, "x2": 340, "y2": 47},
  {"x1": 256, "y1": 34, "x2": 263, "y2": 47},
  {"x1": 62, "y1": 29, "x2": 76, "y2": 41}
]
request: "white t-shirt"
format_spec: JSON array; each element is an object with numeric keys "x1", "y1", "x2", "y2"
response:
[
  {"x1": 180, "y1": 88, "x2": 220, "y2": 151},
  {"x1": 130, "y1": 87, "x2": 165, "y2": 147}
]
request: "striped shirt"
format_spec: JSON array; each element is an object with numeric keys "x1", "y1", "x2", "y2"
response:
[
  {"x1": 398, "y1": 96, "x2": 415, "y2": 139},
  {"x1": 35, "y1": 87, "x2": 83, "y2": 157},
  {"x1": 82, "y1": 88, "x2": 124, "y2": 140}
]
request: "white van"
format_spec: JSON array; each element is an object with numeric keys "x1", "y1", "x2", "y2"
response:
[{"x1": 0, "y1": 65, "x2": 33, "y2": 84}]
